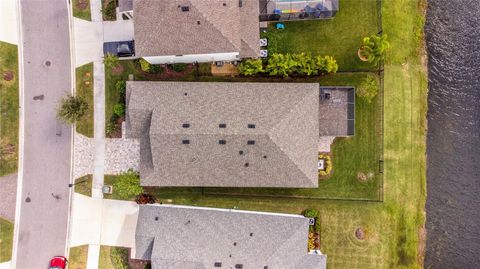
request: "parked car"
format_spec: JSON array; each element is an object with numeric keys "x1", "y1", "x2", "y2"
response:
[
  {"x1": 103, "y1": 40, "x2": 135, "y2": 57},
  {"x1": 49, "y1": 256, "x2": 68, "y2": 269}
]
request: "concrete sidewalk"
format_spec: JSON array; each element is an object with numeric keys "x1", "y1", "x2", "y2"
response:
[{"x1": 0, "y1": 0, "x2": 18, "y2": 44}]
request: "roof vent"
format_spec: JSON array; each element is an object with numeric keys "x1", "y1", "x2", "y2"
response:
[
  {"x1": 250, "y1": 232, "x2": 253, "y2": 236},
  {"x1": 155, "y1": 217, "x2": 159, "y2": 221},
  {"x1": 264, "y1": 267, "x2": 269, "y2": 269},
  {"x1": 247, "y1": 124, "x2": 256, "y2": 129},
  {"x1": 239, "y1": 150, "x2": 244, "y2": 155},
  {"x1": 247, "y1": 140, "x2": 255, "y2": 145},
  {"x1": 214, "y1": 262, "x2": 222, "y2": 267},
  {"x1": 219, "y1": 123, "x2": 227, "y2": 128},
  {"x1": 181, "y1": 6, "x2": 189, "y2": 12},
  {"x1": 233, "y1": 242, "x2": 237, "y2": 246},
  {"x1": 239, "y1": 0, "x2": 243, "y2": 7},
  {"x1": 182, "y1": 123, "x2": 190, "y2": 128},
  {"x1": 219, "y1": 140, "x2": 226, "y2": 145},
  {"x1": 197, "y1": 20, "x2": 201, "y2": 25},
  {"x1": 263, "y1": 155, "x2": 267, "y2": 159},
  {"x1": 244, "y1": 162, "x2": 249, "y2": 167},
  {"x1": 222, "y1": 2, "x2": 226, "y2": 6},
  {"x1": 182, "y1": 140, "x2": 190, "y2": 144},
  {"x1": 235, "y1": 264, "x2": 243, "y2": 269}
]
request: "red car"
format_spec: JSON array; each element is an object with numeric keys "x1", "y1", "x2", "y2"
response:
[{"x1": 49, "y1": 256, "x2": 68, "y2": 269}]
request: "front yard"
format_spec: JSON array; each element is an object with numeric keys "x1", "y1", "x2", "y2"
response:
[
  {"x1": 75, "y1": 63, "x2": 94, "y2": 137},
  {"x1": 0, "y1": 218, "x2": 13, "y2": 262},
  {"x1": 0, "y1": 42, "x2": 19, "y2": 176}
]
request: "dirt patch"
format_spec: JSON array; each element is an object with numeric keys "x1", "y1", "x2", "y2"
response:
[
  {"x1": 355, "y1": 227, "x2": 365, "y2": 240},
  {"x1": 3, "y1": 70, "x2": 14, "y2": 81},
  {"x1": 112, "y1": 64, "x2": 124, "y2": 75},
  {"x1": 128, "y1": 259, "x2": 150, "y2": 269},
  {"x1": 357, "y1": 172, "x2": 368, "y2": 182},
  {"x1": 76, "y1": 0, "x2": 89, "y2": 10}
]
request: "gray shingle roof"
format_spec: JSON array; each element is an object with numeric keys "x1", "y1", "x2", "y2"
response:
[
  {"x1": 126, "y1": 81, "x2": 319, "y2": 188},
  {"x1": 119, "y1": 0, "x2": 133, "y2": 12},
  {"x1": 135, "y1": 205, "x2": 327, "y2": 269},
  {"x1": 133, "y1": 0, "x2": 260, "y2": 58}
]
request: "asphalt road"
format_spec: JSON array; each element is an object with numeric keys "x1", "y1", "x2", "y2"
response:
[{"x1": 12, "y1": 0, "x2": 73, "y2": 268}]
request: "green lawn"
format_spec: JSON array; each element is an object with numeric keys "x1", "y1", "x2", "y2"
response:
[
  {"x1": 99, "y1": 246, "x2": 130, "y2": 269},
  {"x1": 266, "y1": 0, "x2": 380, "y2": 71},
  {"x1": 72, "y1": 0, "x2": 91, "y2": 21},
  {"x1": 74, "y1": 175, "x2": 93, "y2": 197},
  {"x1": 0, "y1": 218, "x2": 13, "y2": 262},
  {"x1": 0, "y1": 42, "x2": 19, "y2": 176},
  {"x1": 69, "y1": 245, "x2": 89, "y2": 269},
  {"x1": 76, "y1": 63, "x2": 94, "y2": 137}
]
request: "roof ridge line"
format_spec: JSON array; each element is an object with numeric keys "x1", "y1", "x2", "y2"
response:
[
  {"x1": 190, "y1": 0, "x2": 241, "y2": 51},
  {"x1": 267, "y1": 90, "x2": 317, "y2": 183}
]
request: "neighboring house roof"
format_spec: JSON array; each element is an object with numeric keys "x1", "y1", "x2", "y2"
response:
[
  {"x1": 135, "y1": 204, "x2": 327, "y2": 269},
  {"x1": 125, "y1": 81, "x2": 319, "y2": 188},
  {"x1": 133, "y1": 0, "x2": 260, "y2": 58}
]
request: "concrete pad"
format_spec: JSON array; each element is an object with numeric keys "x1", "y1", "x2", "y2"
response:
[
  {"x1": 103, "y1": 20, "x2": 134, "y2": 42},
  {"x1": 73, "y1": 19, "x2": 103, "y2": 67},
  {"x1": 0, "y1": 0, "x2": 18, "y2": 44},
  {"x1": 0, "y1": 173, "x2": 17, "y2": 221},
  {"x1": 70, "y1": 194, "x2": 102, "y2": 247},
  {"x1": 100, "y1": 199, "x2": 139, "y2": 248},
  {"x1": 86, "y1": 244, "x2": 100, "y2": 269},
  {"x1": 0, "y1": 261, "x2": 11, "y2": 269}
]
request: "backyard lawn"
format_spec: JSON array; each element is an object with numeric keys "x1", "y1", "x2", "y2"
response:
[
  {"x1": 266, "y1": 0, "x2": 380, "y2": 71},
  {"x1": 0, "y1": 218, "x2": 13, "y2": 263},
  {"x1": 72, "y1": 0, "x2": 91, "y2": 21},
  {"x1": 68, "y1": 245, "x2": 88, "y2": 269},
  {"x1": 0, "y1": 42, "x2": 19, "y2": 176},
  {"x1": 75, "y1": 63, "x2": 94, "y2": 137}
]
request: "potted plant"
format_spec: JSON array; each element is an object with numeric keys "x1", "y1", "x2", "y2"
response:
[{"x1": 358, "y1": 34, "x2": 390, "y2": 65}]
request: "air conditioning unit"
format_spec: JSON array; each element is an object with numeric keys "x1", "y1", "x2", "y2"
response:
[
  {"x1": 260, "y1": 50, "x2": 268, "y2": 58},
  {"x1": 259, "y1": 38, "x2": 268, "y2": 47}
]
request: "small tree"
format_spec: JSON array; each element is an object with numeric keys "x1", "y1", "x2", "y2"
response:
[
  {"x1": 238, "y1": 59, "x2": 264, "y2": 76},
  {"x1": 113, "y1": 103, "x2": 125, "y2": 117},
  {"x1": 356, "y1": 75, "x2": 379, "y2": 103},
  {"x1": 104, "y1": 53, "x2": 119, "y2": 69},
  {"x1": 57, "y1": 94, "x2": 88, "y2": 124},
  {"x1": 324, "y1": 56, "x2": 338, "y2": 73},
  {"x1": 139, "y1": 58, "x2": 151, "y2": 72},
  {"x1": 113, "y1": 169, "x2": 143, "y2": 200},
  {"x1": 358, "y1": 34, "x2": 390, "y2": 65}
]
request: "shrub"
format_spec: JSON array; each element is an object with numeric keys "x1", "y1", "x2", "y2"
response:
[
  {"x1": 104, "y1": 53, "x2": 119, "y2": 69},
  {"x1": 315, "y1": 55, "x2": 338, "y2": 74},
  {"x1": 57, "y1": 94, "x2": 88, "y2": 124},
  {"x1": 135, "y1": 193, "x2": 156, "y2": 204},
  {"x1": 139, "y1": 58, "x2": 151, "y2": 72},
  {"x1": 358, "y1": 34, "x2": 391, "y2": 65},
  {"x1": 102, "y1": 0, "x2": 116, "y2": 21},
  {"x1": 106, "y1": 121, "x2": 117, "y2": 137},
  {"x1": 116, "y1": 80, "x2": 126, "y2": 95},
  {"x1": 303, "y1": 209, "x2": 320, "y2": 219},
  {"x1": 113, "y1": 103, "x2": 125, "y2": 117},
  {"x1": 318, "y1": 153, "x2": 332, "y2": 177},
  {"x1": 110, "y1": 247, "x2": 130, "y2": 269},
  {"x1": 172, "y1": 63, "x2": 187, "y2": 72},
  {"x1": 113, "y1": 169, "x2": 143, "y2": 200},
  {"x1": 357, "y1": 75, "x2": 379, "y2": 103},
  {"x1": 266, "y1": 53, "x2": 293, "y2": 77},
  {"x1": 265, "y1": 53, "x2": 338, "y2": 77},
  {"x1": 238, "y1": 59, "x2": 264, "y2": 76}
]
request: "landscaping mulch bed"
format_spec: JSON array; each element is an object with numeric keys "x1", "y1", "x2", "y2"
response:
[
  {"x1": 3, "y1": 71, "x2": 13, "y2": 81},
  {"x1": 76, "y1": 0, "x2": 89, "y2": 10},
  {"x1": 128, "y1": 259, "x2": 150, "y2": 269},
  {"x1": 112, "y1": 64, "x2": 124, "y2": 75},
  {"x1": 138, "y1": 64, "x2": 194, "y2": 80}
]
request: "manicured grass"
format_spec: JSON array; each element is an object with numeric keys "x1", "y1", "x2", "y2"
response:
[
  {"x1": 99, "y1": 246, "x2": 130, "y2": 269},
  {"x1": 72, "y1": 0, "x2": 91, "y2": 21},
  {"x1": 74, "y1": 175, "x2": 93, "y2": 197},
  {"x1": 69, "y1": 245, "x2": 89, "y2": 269},
  {"x1": 266, "y1": 0, "x2": 379, "y2": 71},
  {"x1": 0, "y1": 42, "x2": 19, "y2": 176},
  {"x1": 0, "y1": 218, "x2": 13, "y2": 263},
  {"x1": 75, "y1": 63, "x2": 94, "y2": 137}
]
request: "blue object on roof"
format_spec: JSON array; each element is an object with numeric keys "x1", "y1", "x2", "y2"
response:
[{"x1": 276, "y1": 23, "x2": 285, "y2": 30}]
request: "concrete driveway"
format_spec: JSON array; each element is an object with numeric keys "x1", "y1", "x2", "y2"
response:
[
  {"x1": 0, "y1": 0, "x2": 18, "y2": 44},
  {"x1": 70, "y1": 193, "x2": 138, "y2": 249},
  {"x1": 73, "y1": 18, "x2": 134, "y2": 67}
]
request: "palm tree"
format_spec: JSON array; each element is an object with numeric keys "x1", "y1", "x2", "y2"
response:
[
  {"x1": 358, "y1": 34, "x2": 391, "y2": 65},
  {"x1": 103, "y1": 53, "x2": 119, "y2": 69},
  {"x1": 57, "y1": 94, "x2": 88, "y2": 124}
]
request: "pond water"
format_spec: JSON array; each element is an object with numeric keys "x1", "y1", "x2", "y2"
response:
[{"x1": 425, "y1": 0, "x2": 480, "y2": 268}]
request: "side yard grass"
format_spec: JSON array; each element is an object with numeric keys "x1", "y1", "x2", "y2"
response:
[
  {"x1": 74, "y1": 175, "x2": 93, "y2": 197},
  {"x1": 72, "y1": 0, "x2": 91, "y2": 21},
  {"x1": 0, "y1": 42, "x2": 19, "y2": 176},
  {"x1": 0, "y1": 218, "x2": 13, "y2": 262},
  {"x1": 75, "y1": 63, "x2": 94, "y2": 137},
  {"x1": 99, "y1": 246, "x2": 130, "y2": 269},
  {"x1": 69, "y1": 245, "x2": 89, "y2": 269}
]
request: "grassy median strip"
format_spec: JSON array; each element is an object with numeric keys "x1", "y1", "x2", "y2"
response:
[
  {"x1": 75, "y1": 63, "x2": 94, "y2": 137},
  {"x1": 0, "y1": 218, "x2": 13, "y2": 262},
  {"x1": 72, "y1": 0, "x2": 91, "y2": 21},
  {"x1": 68, "y1": 245, "x2": 89, "y2": 269},
  {"x1": 0, "y1": 42, "x2": 19, "y2": 176}
]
